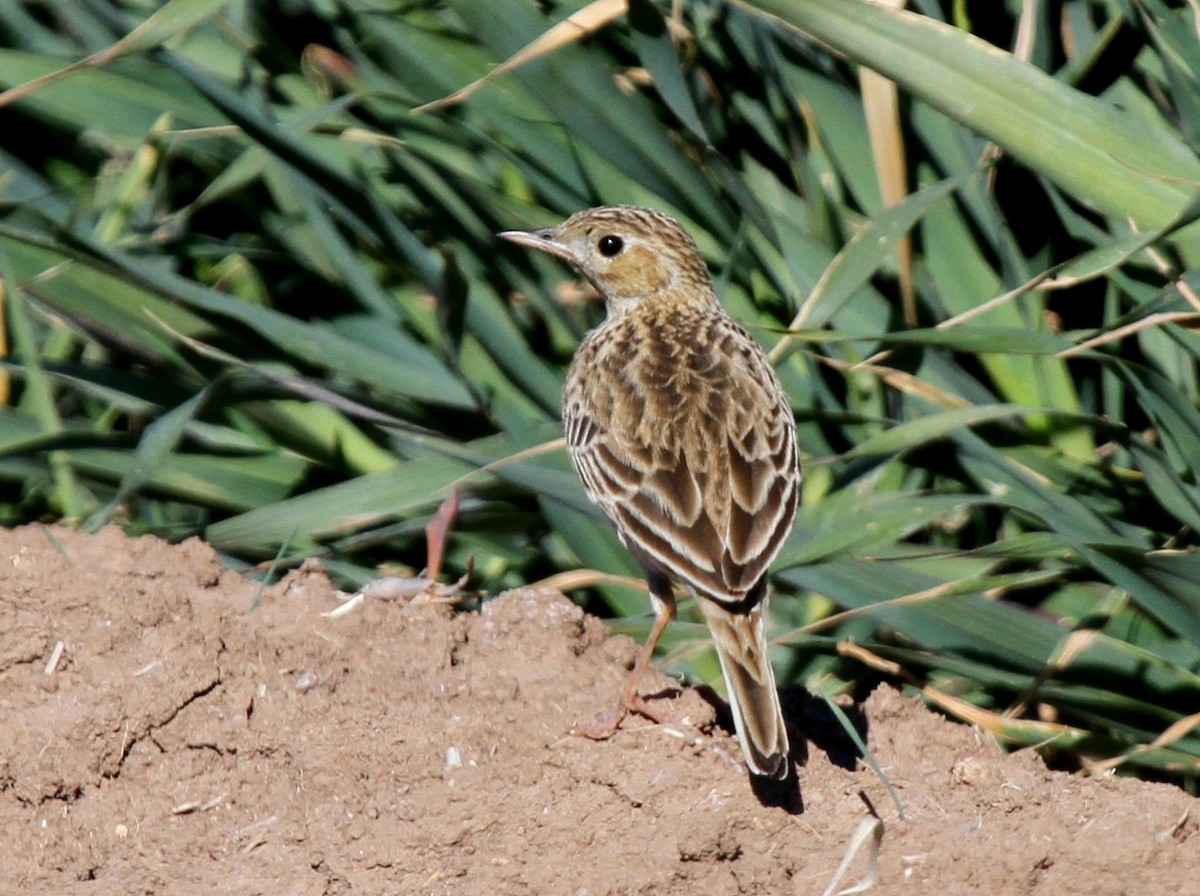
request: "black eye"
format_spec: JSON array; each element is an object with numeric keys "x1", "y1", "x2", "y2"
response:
[{"x1": 597, "y1": 234, "x2": 624, "y2": 257}]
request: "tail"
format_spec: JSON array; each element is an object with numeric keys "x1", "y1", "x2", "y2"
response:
[{"x1": 696, "y1": 592, "x2": 790, "y2": 780}]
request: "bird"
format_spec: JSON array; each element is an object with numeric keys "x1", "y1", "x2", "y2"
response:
[{"x1": 498, "y1": 205, "x2": 801, "y2": 781}]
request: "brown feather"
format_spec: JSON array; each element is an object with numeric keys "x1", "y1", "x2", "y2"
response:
[{"x1": 565, "y1": 303, "x2": 798, "y2": 601}]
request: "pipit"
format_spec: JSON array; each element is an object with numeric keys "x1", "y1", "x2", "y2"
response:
[{"x1": 499, "y1": 206, "x2": 800, "y2": 781}]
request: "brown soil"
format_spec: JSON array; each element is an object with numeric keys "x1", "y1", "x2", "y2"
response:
[{"x1": 1, "y1": 524, "x2": 1195, "y2": 895}]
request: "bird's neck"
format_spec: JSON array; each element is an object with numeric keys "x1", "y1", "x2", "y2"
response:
[{"x1": 603, "y1": 283, "x2": 722, "y2": 319}]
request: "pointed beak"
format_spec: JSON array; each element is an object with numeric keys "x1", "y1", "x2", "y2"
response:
[{"x1": 497, "y1": 227, "x2": 574, "y2": 262}]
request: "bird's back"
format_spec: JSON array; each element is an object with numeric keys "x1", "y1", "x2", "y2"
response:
[{"x1": 563, "y1": 300, "x2": 799, "y2": 603}]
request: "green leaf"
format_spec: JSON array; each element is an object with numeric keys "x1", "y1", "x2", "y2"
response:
[
  {"x1": 789, "y1": 173, "x2": 966, "y2": 332},
  {"x1": 744, "y1": 0, "x2": 1200, "y2": 256},
  {"x1": 628, "y1": 0, "x2": 710, "y2": 142}
]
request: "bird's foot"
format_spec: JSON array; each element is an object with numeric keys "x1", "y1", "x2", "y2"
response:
[
  {"x1": 323, "y1": 562, "x2": 474, "y2": 619},
  {"x1": 572, "y1": 692, "x2": 688, "y2": 740},
  {"x1": 571, "y1": 706, "x2": 626, "y2": 740}
]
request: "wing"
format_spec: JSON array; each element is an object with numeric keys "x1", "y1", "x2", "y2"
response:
[{"x1": 563, "y1": 311, "x2": 799, "y2": 603}]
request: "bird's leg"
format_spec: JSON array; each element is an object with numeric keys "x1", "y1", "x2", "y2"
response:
[{"x1": 574, "y1": 577, "x2": 680, "y2": 739}]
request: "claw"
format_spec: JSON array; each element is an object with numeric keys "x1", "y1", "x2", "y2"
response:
[{"x1": 323, "y1": 494, "x2": 473, "y2": 618}]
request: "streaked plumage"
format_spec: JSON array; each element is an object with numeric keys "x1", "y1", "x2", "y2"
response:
[{"x1": 499, "y1": 206, "x2": 800, "y2": 780}]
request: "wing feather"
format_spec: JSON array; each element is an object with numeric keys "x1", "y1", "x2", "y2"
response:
[{"x1": 563, "y1": 309, "x2": 800, "y2": 604}]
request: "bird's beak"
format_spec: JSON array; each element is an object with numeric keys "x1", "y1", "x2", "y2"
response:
[{"x1": 497, "y1": 227, "x2": 574, "y2": 262}]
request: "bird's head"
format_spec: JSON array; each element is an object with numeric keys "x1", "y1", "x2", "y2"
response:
[{"x1": 499, "y1": 205, "x2": 714, "y2": 311}]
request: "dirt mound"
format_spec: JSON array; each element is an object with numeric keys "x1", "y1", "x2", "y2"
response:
[{"x1": 0, "y1": 525, "x2": 1195, "y2": 894}]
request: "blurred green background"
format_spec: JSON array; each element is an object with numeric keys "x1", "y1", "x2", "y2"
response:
[{"x1": 2, "y1": 0, "x2": 1199, "y2": 787}]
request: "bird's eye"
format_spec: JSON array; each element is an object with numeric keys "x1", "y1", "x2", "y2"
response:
[{"x1": 597, "y1": 235, "x2": 624, "y2": 257}]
